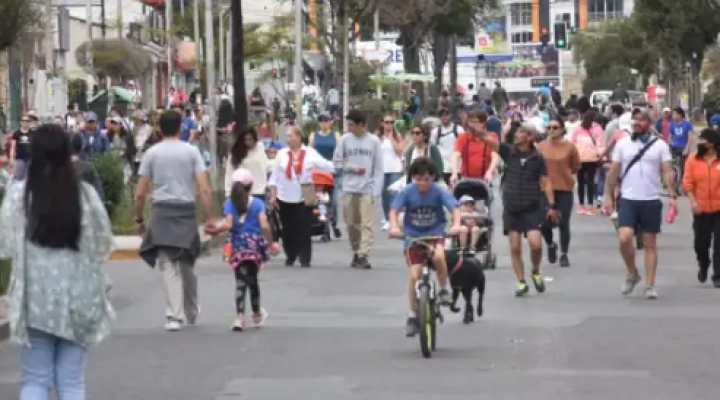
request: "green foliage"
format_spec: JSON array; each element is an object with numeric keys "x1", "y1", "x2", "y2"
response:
[
  {"x1": 75, "y1": 39, "x2": 153, "y2": 81},
  {"x1": 0, "y1": 0, "x2": 42, "y2": 53},
  {"x1": 301, "y1": 120, "x2": 319, "y2": 138},
  {"x1": 702, "y1": 80, "x2": 720, "y2": 113},
  {"x1": 571, "y1": 18, "x2": 657, "y2": 92},
  {"x1": 634, "y1": 0, "x2": 720, "y2": 76},
  {"x1": 91, "y1": 152, "x2": 125, "y2": 220}
]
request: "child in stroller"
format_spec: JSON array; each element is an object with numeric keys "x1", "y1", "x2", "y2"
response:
[
  {"x1": 453, "y1": 179, "x2": 496, "y2": 269},
  {"x1": 311, "y1": 169, "x2": 338, "y2": 242}
]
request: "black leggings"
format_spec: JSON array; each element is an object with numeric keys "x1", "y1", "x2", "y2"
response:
[
  {"x1": 577, "y1": 162, "x2": 598, "y2": 205},
  {"x1": 542, "y1": 190, "x2": 573, "y2": 253},
  {"x1": 235, "y1": 262, "x2": 261, "y2": 314}
]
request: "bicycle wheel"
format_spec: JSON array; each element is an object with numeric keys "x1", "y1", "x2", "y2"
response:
[{"x1": 417, "y1": 285, "x2": 434, "y2": 358}]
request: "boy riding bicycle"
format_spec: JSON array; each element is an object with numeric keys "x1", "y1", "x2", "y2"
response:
[{"x1": 389, "y1": 158, "x2": 462, "y2": 337}]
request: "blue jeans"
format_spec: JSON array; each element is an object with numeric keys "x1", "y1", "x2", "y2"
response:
[
  {"x1": 20, "y1": 329, "x2": 88, "y2": 400},
  {"x1": 382, "y1": 172, "x2": 402, "y2": 220},
  {"x1": 596, "y1": 167, "x2": 607, "y2": 200}
]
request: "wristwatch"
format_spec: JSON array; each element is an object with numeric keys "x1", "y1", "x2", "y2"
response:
[{"x1": 548, "y1": 202, "x2": 557, "y2": 210}]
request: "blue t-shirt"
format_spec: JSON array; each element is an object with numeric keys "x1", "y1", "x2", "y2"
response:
[
  {"x1": 391, "y1": 183, "x2": 458, "y2": 238},
  {"x1": 180, "y1": 117, "x2": 197, "y2": 142},
  {"x1": 223, "y1": 197, "x2": 265, "y2": 236},
  {"x1": 670, "y1": 119, "x2": 693, "y2": 149},
  {"x1": 710, "y1": 114, "x2": 720, "y2": 129}
]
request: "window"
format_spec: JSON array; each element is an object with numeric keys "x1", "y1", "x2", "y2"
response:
[
  {"x1": 510, "y1": 3, "x2": 533, "y2": 26},
  {"x1": 511, "y1": 31, "x2": 533, "y2": 44},
  {"x1": 588, "y1": 0, "x2": 624, "y2": 23},
  {"x1": 555, "y1": 13, "x2": 571, "y2": 22}
]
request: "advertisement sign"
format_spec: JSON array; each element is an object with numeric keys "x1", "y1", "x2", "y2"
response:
[
  {"x1": 474, "y1": 13, "x2": 510, "y2": 56},
  {"x1": 485, "y1": 43, "x2": 562, "y2": 91},
  {"x1": 356, "y1": 41, "x2": 405, "y2": 73}
]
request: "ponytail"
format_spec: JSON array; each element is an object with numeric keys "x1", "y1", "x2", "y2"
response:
[{"x1": 230, "y1": 182, "x2": 252, "y2": 216}]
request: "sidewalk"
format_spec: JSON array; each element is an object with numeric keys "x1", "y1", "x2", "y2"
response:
[{"x1": 109, "y1": 226, "x2": 226, "y2": 260}]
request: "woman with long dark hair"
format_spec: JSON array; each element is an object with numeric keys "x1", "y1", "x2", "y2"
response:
[
  {"x1": 403, "y1": 123, "x2": 443, "y2": 183},
  {"x1": 225, "y1": 126, "x2": 268, "y2": 201},
  {"x1": 376, "y1": 113, "x2": 404, "y2": 230},
  {"x1": 0, "y1": 123, "x2": 114, "y2": 399}
]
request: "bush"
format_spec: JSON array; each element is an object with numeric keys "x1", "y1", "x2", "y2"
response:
[{"x1": 92, "y1": 152, "x2": 126, "y2": 220}]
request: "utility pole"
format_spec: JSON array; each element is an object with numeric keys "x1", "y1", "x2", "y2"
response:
[
  {"x1": 193, "y1": 0, "x2": 202, "y2": 92},
  {"x1": 204, "y1": 0, "x2": 218, "y2": 183},
  {"x1": 100, "y1": 0, "x2": 106, "y2": 38},
  {"x1": 166, "y1": 1, "x2": 174, "y2": 92},
  {"x1": 341, "y1": 1, "x2": 349, "y2": 132},
  {"x1": 86, "y1": 0, "x2": 94, "y2": 104},
  {"x1": 117, "y1": 0, "x2": 123, "y2": 39},
  {"x1": 374, "y1": 7, "x2": 381, "y2": 97},
  {"x1": 219, "y1": 9, "x2": 226, "y2": 82},
  {"x1": 294, "y1": 0, "x2": 303, "y2": 125},
  {"x1": 231, "y1": 0, "x2": 248, "y2": 128}
]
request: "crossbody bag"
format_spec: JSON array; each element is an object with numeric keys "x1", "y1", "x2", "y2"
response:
[{"x1": 617, "y1": 137, "x2": 658, "y2": 200}]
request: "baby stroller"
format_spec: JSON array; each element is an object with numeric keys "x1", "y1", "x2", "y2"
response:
[
  {"x1": 452, "y1": 178, "x2": 497, "y2": 269},
  {"x1": 310, "y1": 169, "x2": 339, "y2": 242}
]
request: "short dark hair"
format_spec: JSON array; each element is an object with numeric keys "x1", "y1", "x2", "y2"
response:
[
  {"x1": 610, "y1": 104, "x2": 625, "y2": 117},
  {"x1": 673, "y1": 107, "x2": 685, "y2": 118},
  {"x1": 409, "y1": 157, "x2": 437, "y2": 177},
  {"x1": 159, "y1": 110, "x2": 182, "y2": 136},
  {"x1": 467, "y1": 109, "x2": 488, "y2": 123},
  {"x1": 345, "y1": 109, "x2": 366, "y2": 125}
]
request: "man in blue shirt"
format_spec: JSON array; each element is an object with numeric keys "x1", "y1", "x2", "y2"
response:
[
  {"x1": 180, "y1": 106, "x2": 198, "y2": 142},
  {"x1": 78, "y1": 111, "x2": 110, "y2": 159},
  {"x1": 389, "y1": 157, "x2": 461, "y2": 337},
  {"x1": 670, "y1": 107, "x2": 694, "y2": 179}
]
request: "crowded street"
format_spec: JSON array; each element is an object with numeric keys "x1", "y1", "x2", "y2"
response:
[{"x1": 0, "y1": 196, "x2": 717, "y2": 399}]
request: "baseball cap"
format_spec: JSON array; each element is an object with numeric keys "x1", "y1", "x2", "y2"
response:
[
  {"x1": 231, "y1": 168, "x2": 254, "y2": 185},
  {"x1": 110, "y1": 116, "x2": 123, "y2": 124},
  {"x1": 317, "y1": 112, "x2": 332, "y2": 122},
  {"x1": 85, "y1": 111, "x2": 98, "y2": 121},
  {"x1": 662, "y1": 107, "x2": 671, "y2": 113},
  {"x1": 459, "y1": 195, "x2": 474, "y2": 204}
]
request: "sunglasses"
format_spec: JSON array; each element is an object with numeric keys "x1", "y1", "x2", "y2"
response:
[{"x1": 548, "y1": 125, "x2": 561, "y2": 130}]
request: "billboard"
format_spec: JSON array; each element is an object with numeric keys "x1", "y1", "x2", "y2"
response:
[
  {"x1": 475, "y1": 13, "x2": 510, "y2": 57},
  {"x1": 487, "y1": 43, "x2": 561, "y2": 91}
]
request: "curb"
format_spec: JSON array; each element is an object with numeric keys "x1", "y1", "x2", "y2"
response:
[{"x1": 108, "y1": 233, "x2": 227, "y2": 261}]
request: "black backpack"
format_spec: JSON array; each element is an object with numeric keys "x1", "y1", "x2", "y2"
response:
[{"x1": 435, "y1": 124, "x2": 459, "y2": 146}]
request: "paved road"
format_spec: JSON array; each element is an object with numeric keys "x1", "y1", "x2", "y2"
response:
[{"x1": 0, "y1": 198, "x2": 719, "y2": 399}]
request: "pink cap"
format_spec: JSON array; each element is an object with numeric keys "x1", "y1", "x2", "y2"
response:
[{"x1": 231, "y1": 168, "x2": 254, "y2": 185}]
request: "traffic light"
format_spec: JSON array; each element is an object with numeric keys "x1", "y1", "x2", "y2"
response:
[
  {"x1": 554, "y1": 22, "x2": 568, "y2": 49},
  {"x1": 540, "y1": 27, "x2": 550, "y2": 46}
]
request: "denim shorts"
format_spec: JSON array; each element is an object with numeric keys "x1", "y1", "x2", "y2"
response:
[{"x1": 617, "y1": 198, "x2": 663, "y2": 233}]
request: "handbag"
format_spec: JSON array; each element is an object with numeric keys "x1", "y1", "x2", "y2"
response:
[{"x1": 300, "y1": 183, "x2": 318, "y2": 207}]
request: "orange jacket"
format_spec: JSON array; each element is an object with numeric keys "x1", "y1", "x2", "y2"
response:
[{"x1": 683, "y1": 153, "x2": 720, "y2": 213}]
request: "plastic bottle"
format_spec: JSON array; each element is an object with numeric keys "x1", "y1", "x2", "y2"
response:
[{"x1": 665, "y1": 204, "x2": 677, "y2": 224}]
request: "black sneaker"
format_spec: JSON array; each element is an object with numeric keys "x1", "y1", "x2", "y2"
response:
[
  {"x1": 712, "y1": 276, "x2": 720, "y2": 288},
  {"x1": 548, "y1": 243, "x2": 558, "y2": 264},
  {"x1": 514, "y1": 281, "x2": 530, "y2": 297},
  {"x1": 698, "y1": 264, "x2": 709, "y2": 283},
  {"x1": 559, "y1": 254, "x2": 570, "y2": 267},
  {"x1": 284, "y1": 258, "x2": 295, "y2": 267},
  {"x1": 300, "y1": 263, "x2": 311, "y2": 268},
  {"x1": 349, "y1": 254, "x2": 358, "y2": 268},
  {"x1": 405, "y1": 317, "x2": 419, "y2": 337},
  {"x1": 355, "y1": 255, "x2": 372, "y2": 269}
]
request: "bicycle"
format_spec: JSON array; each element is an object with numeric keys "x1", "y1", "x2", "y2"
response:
[{"x1": 390, "y1": 234, "x2": 454, "y2": 359}]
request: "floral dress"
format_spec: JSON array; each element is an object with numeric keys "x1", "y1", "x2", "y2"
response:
[{"x1": 0, "y1": 181, "x2": 115, "y2": 347}]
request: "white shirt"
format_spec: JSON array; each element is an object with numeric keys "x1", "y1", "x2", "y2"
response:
[
  {"x1": 463, "y1": 89, "x2": 476, "y2": 104},
  {"x1": 564, "y1": 121, "x2": 580, "y2": 140},
  {"x1": 611, "y1": 136, "x2": 671, "y2": 201},
  {"x1": 380, "y1": 136, "x2": 403, "y2": 173},
  {"x1": 268, "y1": 146, "x2": 334, "y2": 203},
  {"x1": 302, "y1": 84, "x2": 319, "y2": 98},
  {"x1": 430, "y1": 123, "x2": 464, "y2": 173},
  {"x1": 224, "y1": 141, "x2": 269, "y2": 197}
]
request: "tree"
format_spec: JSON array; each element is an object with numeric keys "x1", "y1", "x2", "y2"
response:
[
  {"x1": 430, "y1": 0, "x2": 498, "y2": 95},
  {"x1": 634, "y1": 0, "x2": 720, "y2": 80},
  {"x1": 0, "y1": 0, "x2": 42, "y2": 53},
  {"x1": 75, "y1": 39, "x2": 153, "y2": 82},
  {"x1": 231, "y1": 0, "x2": 249, "y2": 129},
  {"x1": 571, "y1": 18, "x2": 658, "y2": 93}
]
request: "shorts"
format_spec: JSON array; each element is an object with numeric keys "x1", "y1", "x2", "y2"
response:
[
  {"x1": 405, "y1": 240, "x2": 443, "y2": 266},
  {"x1": 503, "y1": 207, "x2": 544, "y2": 235},
  {"x1": 617, "y1": 198, "x2": 662, "y2": 233}
]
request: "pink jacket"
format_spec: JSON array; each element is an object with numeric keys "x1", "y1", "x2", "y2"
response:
[{"x1": 571, "y1": 123, "x2": 605, "y2": 163}]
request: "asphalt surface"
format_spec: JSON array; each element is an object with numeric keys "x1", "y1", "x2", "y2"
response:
[{"x1": 0, "y1": 196, "x2": 719, "y2": 399}]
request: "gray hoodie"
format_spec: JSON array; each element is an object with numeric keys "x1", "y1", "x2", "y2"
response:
[{"x1": 333, "y1": 132, "x2": 384, "y2": 196}]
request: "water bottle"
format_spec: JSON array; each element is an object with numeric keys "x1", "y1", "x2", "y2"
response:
[{"x1": 665, "y1": 205, "x2": 677, "y2": 224}]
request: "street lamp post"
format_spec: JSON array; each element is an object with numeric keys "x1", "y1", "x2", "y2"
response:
[{"x1": 204, "y1": 0, "x2": 218, "y2": 184}]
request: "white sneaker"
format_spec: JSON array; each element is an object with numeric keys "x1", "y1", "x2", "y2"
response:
[
  {"x1": 381, "y1": 221, "x2": 390, "y2": 231},
  {"x1": 164, "y1": 319, "x2": 181, "y2": 331}
]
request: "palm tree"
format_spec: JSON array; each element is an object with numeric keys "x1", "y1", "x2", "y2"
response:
[{"x1": 231, "y1": 0, "x2": 249, "y2": 129}]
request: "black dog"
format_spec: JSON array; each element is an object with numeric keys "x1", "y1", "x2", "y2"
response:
[{"x1": 445, "y1": 250, "x2": 485, "y2": 324}]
